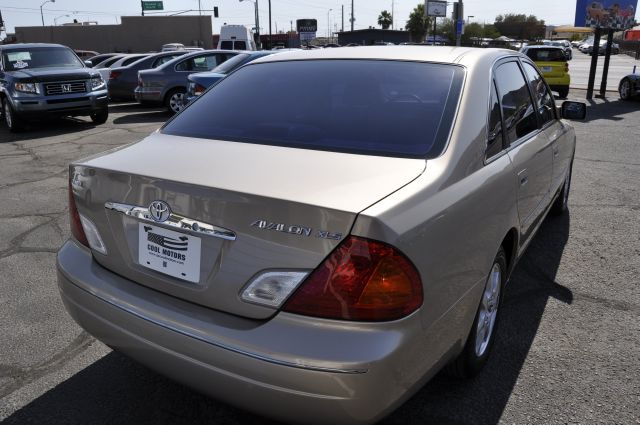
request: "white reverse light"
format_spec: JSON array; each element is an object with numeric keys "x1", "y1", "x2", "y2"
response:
[
  {"x1": 241, "y1": 271, "x2": 309, "y2": 308},
  {"x1": 79, "y1": 213, "x2": 108, "y2": 255}
]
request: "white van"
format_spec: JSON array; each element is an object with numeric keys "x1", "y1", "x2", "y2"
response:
[{"x1": 217, "y1": 25, "x2": 256, "y2": 51}]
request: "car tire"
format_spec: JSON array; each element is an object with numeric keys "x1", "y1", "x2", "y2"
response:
[
  {"x1": 557, "y1": 87, "x2": 569, "y2": 99},
  {"x1": 165, "y1": 88, "x2": 186, "y2": 115},
  {"x1": 90, "y1": 108, "x2": 109, "y2": 124},
  {"x1": 619, "y1": 78, "x2": 633, "y2": 101},
  {"x1": 2, "y1": 97, "x2": 25, "y2": 132},
  {"x1": 447, "y1": 247, "x2": 507, "y2": 378},
  {"x1": 551, "y1": 162, "x2": 572, "y2": 215}
]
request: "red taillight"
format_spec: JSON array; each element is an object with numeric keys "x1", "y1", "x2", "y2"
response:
[
  {"x1": 194, "y1": 83, "x2": 207, "y2": 96},
  {"x1": 109, "y1": 70, "x2": 122, "y2": 80},
  {"x1": 68, "y1": 179, "x2": 89, "y2": 248},
  {"x1": 283, "y1": 236, "x2": 423, "y2": 321}
]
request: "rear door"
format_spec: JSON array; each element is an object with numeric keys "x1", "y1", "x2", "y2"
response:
[{"x1": 496, "y1": 60, "x2": 553, "y2": 237}]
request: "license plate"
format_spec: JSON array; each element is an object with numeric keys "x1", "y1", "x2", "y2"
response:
[
  {"x1": 138, "y1": 223, "x2": 201, "y2": 283},
  {"x1": 542, "y1": 66, "x2": 553, "y2": 72}
]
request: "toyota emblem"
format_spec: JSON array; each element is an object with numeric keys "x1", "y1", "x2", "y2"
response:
[{"x1": 148, "y1": 200, "x2": 171, "y2": 223}]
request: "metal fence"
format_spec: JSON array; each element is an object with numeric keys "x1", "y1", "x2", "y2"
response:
[{"x1": 618, "y1": 39, "x2": 640, "y2": 59}]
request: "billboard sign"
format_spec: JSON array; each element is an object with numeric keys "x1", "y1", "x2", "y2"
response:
[
  {"x1": 426, "y1": 1, "x2": 447, "y2": 17},
  {"x1": 297, "y1": 19, "x2": 317, "y2": 42},
  {"x1": 574, "y1": 0, "x2": 637, "y2": 29}
]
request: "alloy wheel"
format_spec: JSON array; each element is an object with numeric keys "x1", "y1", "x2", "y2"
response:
[
  {"x1": 475, "y1": 263, "x2": 501, "y2": 357},
  {"x1": 169, "y1": 92, "x2": 185, "y2": 113}
]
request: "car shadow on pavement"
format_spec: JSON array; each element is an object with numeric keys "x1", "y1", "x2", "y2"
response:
[
  {"x1": 112, "y1": 111, "x2": 171, "y2": 125},
  {"x1": 0, "y1": 118, "x2": 101, "y2": 142},
  {"x1": 582, "y1": 97, "x2": 639, "y2": 123},
  {"x1": 2, "y1": 213, "x2": 572, "y2": 425}
]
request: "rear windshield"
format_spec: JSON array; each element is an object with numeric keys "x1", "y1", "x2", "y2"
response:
[
  {"x1": 162, "y1": 60, "x2": 463, "y2": 158},
  {"x1": 211, "y1": 53, "x2": 250, "y2": 74},
  {"x1": 525, "y1": 48, "x2": 565, "y2": 61},
  {"x1": 2, "y1": 47, "x2": 84, "y2": 71}
]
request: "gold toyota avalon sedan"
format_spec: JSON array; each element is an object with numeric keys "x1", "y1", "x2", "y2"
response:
[{"x1": 57, "y1": 47, "x2": 586, "y2": 424}]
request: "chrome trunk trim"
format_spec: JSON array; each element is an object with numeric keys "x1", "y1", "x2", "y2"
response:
[{"x1": 104, "y1": 201, "x2": 237, "y2": 241}]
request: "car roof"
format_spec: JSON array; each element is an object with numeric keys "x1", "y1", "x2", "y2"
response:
[
  {"x1": 1, "y1": 43, "x2": 70, "y2": 50},
  {"x1": 524, "y1": 45, "x2": 564, "y2": 50},
  {"x1": 156, "y1": 49, "x2": 241, "y2": 68},
  {"x1": 250, "y1": 46, "x2": 518, "y2": 68}
]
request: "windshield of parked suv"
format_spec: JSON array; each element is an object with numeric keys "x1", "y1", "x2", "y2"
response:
[
  {"x1": 163, "y1": 60, "x2": 463, "y2": 158},
  {"x1": 2, "y1": 47, "x2": 84, "y2": 71}
]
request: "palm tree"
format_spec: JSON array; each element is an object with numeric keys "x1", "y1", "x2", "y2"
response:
[
  {"x1": 405, "y1": 4, "x2": 431, "y2": 42},
  {"x1": 378, "y1": 10, "x2": 393, "y2": 30}
]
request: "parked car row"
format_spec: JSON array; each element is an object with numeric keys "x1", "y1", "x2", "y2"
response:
[{"x1": 576, "y1": 38, "x2": 620, "y2": 55}]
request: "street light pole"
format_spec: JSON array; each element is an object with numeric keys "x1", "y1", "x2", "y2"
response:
[
  {"x1": 467, "y1": 15, "x2": 474, "y2": 24},
  {"x1": 54, "y1": 14, "x2": 70, "y2": 26},
  {"x1": 268, "y1": 0, "x2": 272, "y2": 49},
  {"x1": 240, "y1": 0, "x2": 261, "y2": 49},
  {"x1": 40, "y1": 0, "x2": 56, "y2": 26},
  {"x1": 327, "y1": 8, "x2": 332, "y2": 40}
]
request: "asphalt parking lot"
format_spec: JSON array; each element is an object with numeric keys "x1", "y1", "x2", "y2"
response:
[{"x1": 1, "y1": 85, "x2": 639, "y2": 423}]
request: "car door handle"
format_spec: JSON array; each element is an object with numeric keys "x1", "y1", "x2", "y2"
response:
[{"x1": 518, "y1": 170, "x2": 528, "y2": 186}]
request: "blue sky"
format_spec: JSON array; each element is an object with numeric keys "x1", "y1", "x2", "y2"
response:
[{"x1": 0, "y1": 0, "x2": 579, "y2": 34}]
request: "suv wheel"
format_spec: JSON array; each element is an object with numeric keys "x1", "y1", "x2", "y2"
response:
[
  {"x1": 165, "y1": 88, "x2": 186, "y2": 114},
  {"x1": 2, "y1": 97, "x2": 25, "y2": 132},
  {"x1": 557, "y1": 87, "x2": 569, "y2": 99},
  {"x1": 90, "y1": 107, "x2": 109, "y2": 124}
]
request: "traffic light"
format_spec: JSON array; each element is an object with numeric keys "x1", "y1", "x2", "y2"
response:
[{"x1": 213, "y1": 6, "x2": 219, "y2": 18}]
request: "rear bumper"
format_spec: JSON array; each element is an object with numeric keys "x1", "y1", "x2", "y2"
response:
[
  {"x1": 56, "y1": 240, "x2": 441, "y2": 425},
  {"x1": 134, "y1": 87, "x2": 163, "y2": 104}
]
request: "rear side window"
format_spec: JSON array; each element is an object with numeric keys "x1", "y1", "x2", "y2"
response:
[
  {"x1": 122, "y1": 56, "x2": 145, "y2": 66},
  {"x1": 153, "y1": 54, "x2": 180, "y2": 68},
  {"x1": 494, "y1": 61, "x2": 537, "y2": 144},
  {"x1": 486, "y1": 81, "x2": 504, "y2": 159},
  {"x1": 163, "y1": 60, "x2": 463, "y2": 158},
  {"x1": 524, "y1": 48, "x2": 565, "y2": 62}
]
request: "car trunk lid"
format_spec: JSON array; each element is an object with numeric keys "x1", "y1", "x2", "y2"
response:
[{"x1": 70, "y1": 132, "x2": 425, "y2": 319}]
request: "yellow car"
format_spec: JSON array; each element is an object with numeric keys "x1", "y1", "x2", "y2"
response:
[{"x1": 521, "y1": 45, "x2": 570, "y2": 98}]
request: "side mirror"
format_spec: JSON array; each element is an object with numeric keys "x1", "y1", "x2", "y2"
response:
[
  {"x1": 84, "y1": 60, "x2": 93, "y2": 67},
  {"x1": 560, "y1": 101, "x2": 586, "y2": 120}
]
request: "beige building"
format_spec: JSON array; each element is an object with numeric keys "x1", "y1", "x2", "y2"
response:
[{"x1": 15, "y1": 15, "x2": 213, "y2": 53}]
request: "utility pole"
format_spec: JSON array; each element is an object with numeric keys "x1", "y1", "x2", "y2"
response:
[
  {"x1": 198, "y1": 0, "x2": 202, "y2": 15},
  {"x1": 268, "y1": 0, "x2": 272, "y2": 49},
  {"x1": 350, "y1": 0, "x2": 354, "y2": 31},
  {"x1": 391, "y1": 0, "x2": 394, "y2": 30},
  {"x1": 455, "y1": 0, "x2": 463, "y2": 46},
  {"x1": 341, "y1": 5, "x2": 344, "y2": 32}
]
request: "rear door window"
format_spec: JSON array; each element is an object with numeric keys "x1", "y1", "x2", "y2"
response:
[
  {"x1": 494, "y1": 61, "x2": 538, "y2": 144},
  {"x1": 220, "y1": 41, "x2": 233, "y2": 50},
  {"x1": 234, "y1": 41, "x2": 247, "y2": 50},
  {"x1": 163, "y1": 60, "x2": 464, "y2": 158}
]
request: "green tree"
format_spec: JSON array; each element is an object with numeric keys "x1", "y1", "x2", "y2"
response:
[
  {"x1": 461, "y1": 22, "x2": 501, "y2": 43},
  {"x1": 494, "y1": 14, "x2": 545, "y2": 40},
  {"x1": 405, "y1": 4, "x2": 432, "y2": 42},
  {"x1": 436, "y1": 18, "x2": 455, "y2": 43},
  {"x1": 378, "y1": 10, "x2": 393, "y2": 30}
]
